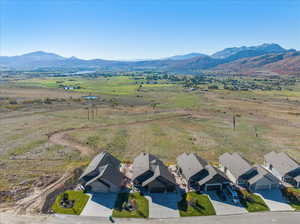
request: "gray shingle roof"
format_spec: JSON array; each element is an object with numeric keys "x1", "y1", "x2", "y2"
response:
[
  {"x1": 85, "y1": 164, "x2": 123, "y2": 187},
  {"x1": 264, "y1": 151, "x2": 300, "y2": 177},
  {"x1": 219, "y1": 152, "x2": 253, "y2": 179},
  {"x1": 79, "y1": 151, "x2": 121, "y2": 185},
  {"x1": 198, "y1": 165, "x2": 228, "y2": 186},
  {"x1": 176, "y1": 153, "x2": 207, "y2": 181},
  {"x1": 132, "y1": 152, "x2": 176, "y2": 186},
  {"x1": 247, "y1": 165, "x2": 279, "y2": 185}
]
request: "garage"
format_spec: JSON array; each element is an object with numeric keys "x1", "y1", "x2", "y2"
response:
[
  {"x1": 252, "y1": 184, "x2": 270, "y2": 191},
  {"x1": 205, "y1": 183, "x2": 222, "y2": 191}
]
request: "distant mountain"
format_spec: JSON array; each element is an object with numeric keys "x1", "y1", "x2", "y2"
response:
[
  {"x1": 0, "y1": 51, "x2": 67, "y2": 69},
  {"x1": 211, "y1": 43, "x2": 293, "y2": 59},
  {"x1": 166, "y1": 53, "x2": 207, "y2": 60},
  {"x1": 215, "y1": 51, "x2": 300, "y2": 75},
  {"x1": 18, "y1": 51, "x2": 66, "y2": 61},
  {"x1": 1, "y1": 44, "x2": 299, "y2": 75}
]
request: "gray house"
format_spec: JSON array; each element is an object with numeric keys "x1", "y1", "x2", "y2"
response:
[
  {"x1": 264, "y1": 151, "x2": 300, "y2": 188},
  {"x1": 132, "y1": 152, "x2": 176, "y2": 193},
  {"x1": 219, "y1": 152, "x2": 279, "y2": 191},
  {"x1": 79, "y1": 152, "x2": 124, "y2": 192},
  {"x1": 177, "y1": 153, "x2": 229, "y2": 191},
  {"x1": 247, "y1": 165, "x2": 280, "y2": 191}
]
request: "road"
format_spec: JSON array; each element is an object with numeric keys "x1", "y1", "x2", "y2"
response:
[{"x1": 1, "y1": 212, "x2": 300, "y2": 224}]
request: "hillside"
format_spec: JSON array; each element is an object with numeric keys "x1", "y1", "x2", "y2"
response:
[
  {"x1": 215, "y1": 51, "x2": 300, "y2": 75},
  {"x1": 211, "y1": 43, "x2": 293, "y2": 59}
]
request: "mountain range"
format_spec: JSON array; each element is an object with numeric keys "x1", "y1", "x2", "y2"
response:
[{"x1": 1, "y1": 43, "x2": 299, "y2": 75}]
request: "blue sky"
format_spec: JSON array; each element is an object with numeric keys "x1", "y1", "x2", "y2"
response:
[{"x1": 1, "y1": 0, "x2": 300, "y2": 60}]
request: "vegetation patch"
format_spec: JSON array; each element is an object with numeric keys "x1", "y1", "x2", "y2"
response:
[
  {"x1": 239, "y1": 190, "x2": 269, "y2": 212},
  {"x1": 178, "y1": 192, "x2": 216, "y2": 216},
  {"x1": 51, "y1": 190, "x2": 89, "y2": 215},
  {"x1": 282, "y1": 187, "x2": 300, "y2": 210},
  {"x1": 112, "y1": 192, "x2": 149, "y2": 218}
]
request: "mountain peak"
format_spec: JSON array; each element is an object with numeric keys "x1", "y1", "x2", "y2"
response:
[
  {"x1": 211, "y1": 43, "x2": 289, "y2": 59},
  {"x1": 20, "y1": 51, "x2": 65, "y2": 60},
  {"x1": 167, "y1": 52, "x2": 207, "y2": 60}
]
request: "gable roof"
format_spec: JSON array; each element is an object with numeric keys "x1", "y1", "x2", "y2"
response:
[
  {"x1": 79, "y1": 151, "x2": 121, "y2": 184},
  {"x1": 85, "y1": 164, "x2": 123, "y2": 187},
  {"x1": 132, "y1": 152, "x2": 176, "y2": 186},
  {"x1": 247, "y1": 165, "x2": 279, "y2": 185},
  {"x1": 264, "y1": 151, "x2": 300, "y2": 176},
  {"x1": 198, "y1": 165, "x2": 229, "y2": 186},
  {"x1": 219, "y1": 152, "x2": 253, "y2": 179},
  {"x1": 176, "y1": 153, "x2": 208, "y2": 181}
]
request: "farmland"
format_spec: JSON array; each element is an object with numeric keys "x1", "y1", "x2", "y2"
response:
[{"x1": 0, "y1": 73, "x2": 300, "y2": 212}]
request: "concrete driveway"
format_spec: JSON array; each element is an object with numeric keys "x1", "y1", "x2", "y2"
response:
[
  {"x1": 206, "y1": 191, "x2": 247, "y2": 215},
  {"x1": 145, "y1": 193, "x2": 180, "y2": 218},
  {"x1": 80, "y1": 193, "x2": 118, "y2": 217},
  {"x1": 255, "y1": 189, "x2": 294, "y2": 211}
]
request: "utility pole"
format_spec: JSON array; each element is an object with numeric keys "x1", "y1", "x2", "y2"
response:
[{"x1": 233, "y1": 114, "x2": 236, "y2": 130}]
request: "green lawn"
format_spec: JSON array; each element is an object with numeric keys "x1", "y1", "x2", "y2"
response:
[
  {"x1": 178, "y1": 192, "x2": 216, "y2": 216},
  {"x1": 239, "y1": 190, "x2": 269, "y2": 212},
  {"x1": 283, "y1": 187, "x2": 300, "y2": 210},
  {"x1": 51, "y1": 190, "x2": 90, "y2": 215},
  {"x1": 112, "y1": 192, "x2": 149, "y2": 218},
  {"x1": 16, "y1": 76, "x2": 174, "y2": 95}
]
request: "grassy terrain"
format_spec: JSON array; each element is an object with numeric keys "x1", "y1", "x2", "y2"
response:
[
  {"x1": 51, "y1": 190, "x2": 90, "y2": 215},
  {"x1": 112, "y1": 193, "x2": 149, "y2": 218},
  {"x1": 16, "y1": 76, "x2": 174, "y2": 95},
  {"x1": 239, "y1": 190, "x2": 269, "y2": 212},
  {"x1": 1, "y1": 74, "x2": 300, "y2": 208},
  {"x1": 178, "y1": 192, "x2": 216, "y2": 216}
]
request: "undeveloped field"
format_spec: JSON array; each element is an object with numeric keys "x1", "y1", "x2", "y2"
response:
[{"x1": 0, "y1": 76, "x2": 300, "y2": 211}]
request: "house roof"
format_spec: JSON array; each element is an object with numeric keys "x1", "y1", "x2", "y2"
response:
[
  {"x1": 247, "y1": 165, "x2": 279, "y2": 185},
  {"x1": 176, "y1": 153, "x2": 208, "y2": 181},
  {"x1": 219, "y1": 152, "x2": 253, "y2": 179},
  {"x1": 85, "y1": 164, "x2": 123, "y2": 187},
  {"x1": 132, "y1": 152, "x2": 176, "y2": 186},
  {"x1": 264, "y1": 151, "x2": 300, "y2": 176},
  {"x1": 79, "y1": 151, "x2": 121, "y2": 184},
  {"x1": 198, "y1": 165, "x2": 228, "y2": 186}
]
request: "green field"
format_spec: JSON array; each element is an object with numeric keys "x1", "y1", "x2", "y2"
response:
[{"x1": 17, "y1": 76, "x2": 174, "y2": 95}]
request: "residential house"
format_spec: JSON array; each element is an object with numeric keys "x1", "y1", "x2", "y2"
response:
[
  {"x1": 264, "y1": 151, "x2": 300, "y2": 188},
  {"x1": 219, "y1": 152, "x2": 279, "y2": 191},
  {"x1": 177, "y1": 153, "x2": 229, "y2": 191},
  {"x1": 132, "y1": 152, "x2": 177, "y2": 193},
  {"x1": 79, "y1": 151, "x2": 124, "y2": 192}
]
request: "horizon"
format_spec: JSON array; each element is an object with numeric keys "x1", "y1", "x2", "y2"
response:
[
  {"x1": 1, "y1": 0, "x2": 300, "y2": 60},
  {"x1": 3, "y1": 42, "x2": 297, "y2": 61}
]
